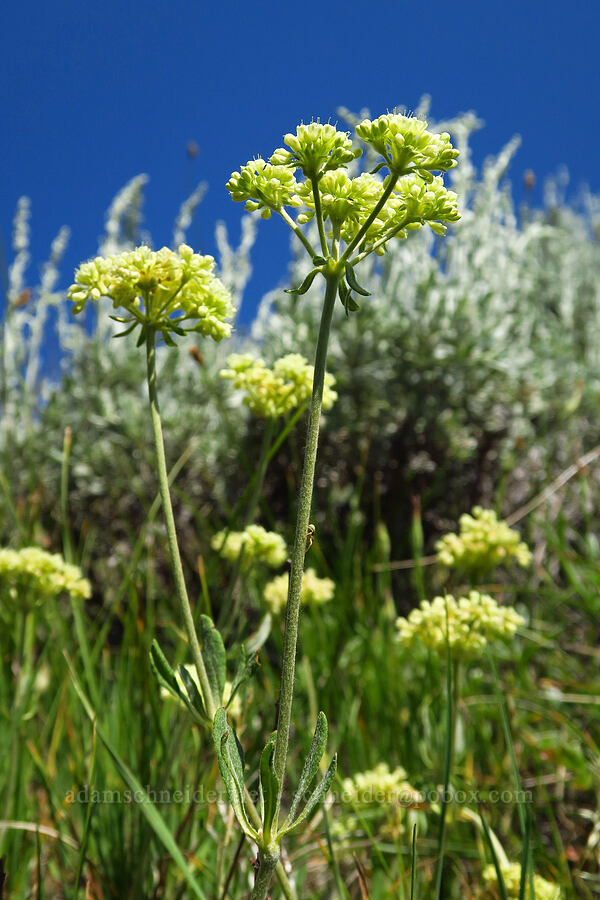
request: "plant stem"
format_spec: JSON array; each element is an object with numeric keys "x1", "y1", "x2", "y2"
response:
[
  {"x1": 249, "y1": 849, "x2": 280, "y2": 900},
  {"x1": 272, "y1": 273, "x2": 339, "y2": 807},
  {"x1": 145, "y1": 328, "x2": 215, "y2": 720},
  {"x1": 340, "y1": 172, "x2": 399, "y2": 263}
]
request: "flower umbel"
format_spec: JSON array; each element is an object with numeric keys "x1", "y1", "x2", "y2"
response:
[
  {"x1": 220, "y1": 353, "x2": 337, "y2": 418},
  {"x1": 263, "y1": 567, "x2": 335, "y2": 616},
  {"x1": 0, "y1": 546, "x2": 91, "y2": 608},
  {"x1": 396, "y1": 591, "x2": 524, "y2": 659},
  {"x1": 68, "y1": 244, "x2": 235, "y2": 342},
  {"x1": 269, "y1": 122, "x2": 361, "y2": 179},
  {"x1": 356, "y1": 113, "x2": 459, "y2": 177},
  {"x1": 483, "y1": 863, "x2": 562, "y2": 899},
  {"x1": 212, "y1": 525, "x2": 287, "y2": 569},
  {"x1": 436, "y1": 507, "x2": 532, "y2": 574}
]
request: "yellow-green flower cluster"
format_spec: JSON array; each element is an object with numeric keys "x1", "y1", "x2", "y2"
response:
[
  {"x1": 226, "y1": 159, "x2": 302, "y2": 219},
  {"x1": 211, "y1": 525, "x2": 287, "y2": 569},
  {"x1": 396, "y1": 592, "x2": 524, "y2": 658},
  {"x1": 0, "y1": 546, "x2": 91, "y2": 607},
  {"x1": 436, "y1": 507, "x2": 532, "y2": 573},
  {"x1": 356, "y1": 113, "x2": 459, "y2": 177},
  {"x1": 341, "y1": 763, "x2": 422, "y2": 809},
  {"x1": 68, "y1": 244, "x2": 235, "y2": 341},
  {"x1": 263, "y1": 567, "x2": 335, "y2": 616},
  {"x1": 483, "y1": 863, "x2": 562, "y2": 899},
  {"x1": 270, "y1": 122, "x2": 361, "y2": 178},
  {"x1": 219, "y1": 353, "x2": 337, "y2": 418},
  {"x1": 227, "y1": 118, "x2": 459, "y2": 254}
]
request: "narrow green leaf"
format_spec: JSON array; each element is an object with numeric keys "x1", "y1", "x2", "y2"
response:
[
  {"x1": 480, "y1": 809, "x2": 509, "y2": 900},
  {"x1": 410, "y1": 824, "x2": 418, "y2": 900},
  {"x1": 284, "y1": 712, "x2": 328, "y2": 828},
  {"x1": 135, "y1": 326, "x2": 147, "y2": 347},
  {"x1": 73, "y1": 720, "x2": 98, "y2": 898},
  {"x1": 312, "y1": 255, "x2": 327, "y2": 267},
  {"x1": 178, "y1": 665, "x2": 205, "y2": 714},
  {"x1": 66, "y1": 657, "x2": 206, "y2": 899},
  {"x1": 344, "y1": 264, "x2": 371, "y2": 297},
  {"x1": 518, "y1": 806, "x2": 531, "y2": 900},
  {"x1": 259, "y1": 732, "x2": 279, "y2": 838},
  {"x1": 213, "y1": 708, "x2": 257, "y2": 840},
  {"x1": 113, "y1": 322, "x2": 139, "y2": 338},
  {"x1": 283, "y1": 754, "x2": 337, "y2": 834},
  {"x1": 285, "y1": 268, "x2": 320, "y2": 295},
  {"x1": 338, "y1": 281, "x2": 360, "y2": 317},
  {"x1": 150, "y1": 639, "x2": 179, "y2": 694},
  {"x1": 199, "y1": 615, "x2": 226, "y2": 708},
  {"x1": 369, "y1": 161, "x2": 386, "y2": 175}
]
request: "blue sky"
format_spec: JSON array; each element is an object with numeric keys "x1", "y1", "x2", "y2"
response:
[{"x1": 2, "y1": 0, "x2": 599, "y2": 324}]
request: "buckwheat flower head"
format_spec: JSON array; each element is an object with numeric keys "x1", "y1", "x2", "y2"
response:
[
  {"x1": 396, "y1": 592, "x2": 524, "y2": 659},
  {"x1": 356, "y1": 113, "x2": 459, "y2": 177},
  {"x1": 341, "y1": 763, "x2": 422, "y2": 809},
  {"x1": 436, "y1": 507, "x2": 532, "y2": 574},
  {"x1": 220, "y1": 353, "x2": 337, "y2": 418},
  {"x1": 0, "y1": 546, "x2": 91, "y2": 608},
  {"x1": 483, "y1": 863, "x2": 562, "y2": 899},
  {"x1": 269, "y1": 122, "x2": 361, "y2": 178},
  {"x1": 263, "y1": 567, "x2": 335, "y2": 616},
  {"x1": 226, "y1": 159, "x2": 301, "y2": 218},
  {"x1": 211, "y1": 525, "x2": 287, "y2": 569},
  {"x1": 68, "y1": 244, "x2": 234, "y2": 341}
]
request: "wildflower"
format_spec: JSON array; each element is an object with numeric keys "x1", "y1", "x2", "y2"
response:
[
  {"x1": 396, "y1": 592, "x2": 524, "y2": 659},
  {"x1": 211, "y1": 525, "x2": 287, "y2": 569},
  {"x1": 226, "y1": 159, "x2": 302, "y2": 218},
  {"x1": 263, "y1": 568, "x2": 335, "y2": 616},
  {"x1": 356, "y1": 113, "x2": 459, "y2": 177},
  {"x1": 269, "y1": 122, "x2": 361, "y2": 178},
  {"x1": 0, "y1": 546, "x2": 91, "y2": 608},
  {"x1": 220, "y1": 353, "x2": 337, "y2": 418},
  {"x1": 483, "y1": 863, "x2": 562, "y2": 899},
  {"x1": 68, "y1": 244, "x2": 235, "y2": 342},
  {"x1": 341, "y1": 763, "x2": 422, "y2": 809},
  {"x1": 436, "y1": 507, "x2": 532, "y2": 574}
]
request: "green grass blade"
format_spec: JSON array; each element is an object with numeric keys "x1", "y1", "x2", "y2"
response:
[
  {"x1": 66, "y1": 655, "x2": 206, "y2": 899},
  {"x1": 73, "y1": 720, "x2": 98, "y2": 898}
]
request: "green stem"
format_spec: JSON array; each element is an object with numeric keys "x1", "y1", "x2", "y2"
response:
[
  {"x1": 311, "y1": 176, "x2": 329, "y2": 258},
  {"x1": 278, "y1": 208, "x2": 318, "y2": 259},
  {"x1": 434, "y1": 606, "x2": 454, "y2": 900},
  {"x1": 249, "y1": 849, "x2": 280, "y2": 900},
  {"x1": 272, "y1": 273, "x2": 339, "y2": 807},
  {"x1": 340, "y1": 172, "x2": 400, "y2": 263},
  {"x1": 145, "y1": 327, "x2": 215, "y2": 720}
]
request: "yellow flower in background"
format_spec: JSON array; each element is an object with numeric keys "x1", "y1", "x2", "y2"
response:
[
  {"x1": 341, "y1": 762, "x2": 422, "y2": 809},
  {"x1": 0, "y1": 546, "x2": 91, "y2": 608},
  {"x1": 211, "y1": 524, "x2": 287, "y2": 569},
  {"x1": 263, "y1": 567, "x2": 335, "y2": 616},
  {"x1": 436, "y1": 507, "x2": 532, "y2": 574},
  {"x1": 220, "y1": 353, "x2": 337, "y2": 418},
  {"x1": 483, "y1": 863, "x2": 562, "y2": 899},
  {"x1": 396, "y1": 591, "x2": 523, "y2": 659}
]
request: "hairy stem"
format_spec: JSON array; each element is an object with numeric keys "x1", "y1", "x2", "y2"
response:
[
  {"x1": 273, "y1": 273, "x2": 339, "y2": 805},
  {"x1": 145, "y1": 327, "x2": 216, "y2": 720}
]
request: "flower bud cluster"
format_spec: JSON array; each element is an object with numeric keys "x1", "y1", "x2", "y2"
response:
[
  {"x1": 483, "y1": 863, "x2": 562, "y2": 899},
  {"x1": 270, "y1": 122, "x2": 361, "y2": 178},
  {"x1": 0, "y1": 546, "x2": 91, "y2": 606},
  {"x1": 263, "y1": 567, "x2": 335, "y2": 616},
  {"x1": 396, "y1": 591, "x2": 524, "y2": 658},
  {"x1": 356, "y1": 113, "x2": 459, "y2": 176},
  {"x1": 211, "y1": 525, "x2": 287, "y2": 569},
  {"x1": 436, "y1": 507, "x2": 532, "y2": 573},
  {"x1": 341, "y1": 763, "x2": 422, "y2": 809},
  {"x1": 68, "y1": 244, "x2": 234, "y2": 341},
  {"x1": 220, "y1": 353, "x2": 337, "y2": 418},
  {"x1": 226, "y1": 159, "x2": 302, "y2": 219}
]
